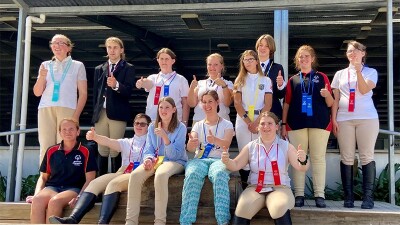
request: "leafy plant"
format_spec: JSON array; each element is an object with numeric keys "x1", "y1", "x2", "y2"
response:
[
  {"x1": 21, "y1": 173, "x2": 39, "y2": 201},
  {"x1": 0, "y1": 171, "x2": 6, "y2": 202}
]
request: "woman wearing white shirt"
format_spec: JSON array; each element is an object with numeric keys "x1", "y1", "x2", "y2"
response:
[
  {"x1": 233, "y1": 50, "x2": 272, "y2": 189},
  {"x1": 331, "y1": 40, "x2": 379, "y2": 209},
  {"x1": 188, "y1": 53, "x2": 233, "y2": 124},
  {"x1": 136, "y1": 48, "x2": 190, "y2": 125}
]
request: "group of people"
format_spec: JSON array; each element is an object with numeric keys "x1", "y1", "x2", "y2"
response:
[{"x1": 27, "y1": 32, "x2": 379, "y2": 225}]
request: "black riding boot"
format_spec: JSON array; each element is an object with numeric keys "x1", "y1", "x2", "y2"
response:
[
  {"x1": 98, "y1": 192, "x2": 121, "y2": 224},
  {"x1": 274, "y1": 210, "x2": 292, "y2": 225},
  {"x1": 98, "y1": 155, "x2": 109, "y2": 176},
  {"x1": 231, "y1": 215, "x2": 250, "y2": 225},
  {"x1": 340, "y1": 161, "x2": 354, "y2": 208},
  {"x1": 239, "y1": 169, "x2": 250, "y2": 190},
  {"x1": 111, "y1": 154, "x2": 122, "y2": 173},
  {"x1": 48, "y1": 192, "x2": 97, "y2": 224},
  {"x1": 361, "y1": 161, "x2": 376, "y2": 209}
]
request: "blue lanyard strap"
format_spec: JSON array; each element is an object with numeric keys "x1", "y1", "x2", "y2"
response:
[
  {"x1": 49, "y1": 58, "x2": 72, "y2": 84},
  {"x1": 299, "y1": 70, "x2": 315, "y2": 95}
]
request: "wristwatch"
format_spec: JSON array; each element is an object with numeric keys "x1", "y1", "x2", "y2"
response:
[{"x1": 243, "y1": 114, "x2": 248, "y2": 119}]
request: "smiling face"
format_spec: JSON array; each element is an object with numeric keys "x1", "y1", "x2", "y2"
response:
[
  {"x1": 106, "y1": 40, "x2": 124, "y2": 62},
  {"x1": 258, "y1": 115, "x2": 279, "y2": 135},
  {"x1": 59, "y1": 120, "x2": 80, "y2": 142},
  {"x1": 207, "y1": 55, "x2": 224, "y2": 79},
  {"x1": 157, "y1": 53, "x2": 175, "y2": 72},
  {"x1": 201, "y1": 93, "x2": 219, "y2": 115},
  {"x1": 50, "y1": 35, "x2": 72, "y2": 60},
  {"x1": 257, "y1": 38, "x2": 271, "y2": 60},
  {"x1": 296, "y1": 49, "x2": 314, "y2": 71},
  {"x1": 158, "y1": 100, "x2": 176, "y2": 121},
  {"x1": 242, "y1": 54, "x2": 258, "y2": 74},
  {"x1": 346, "y1": 44, "x2": 365, "y2": 65},
  {"x1": 133, "y1": 117, "x2": 149, "y2": 136}
]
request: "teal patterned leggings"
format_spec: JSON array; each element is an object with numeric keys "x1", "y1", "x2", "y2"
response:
[{"x1": 179, "y1": 158, "x2": 231, "y2": 225}]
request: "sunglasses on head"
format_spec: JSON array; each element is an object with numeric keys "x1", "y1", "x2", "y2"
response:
[{"x1": 134, "y1": 122, "x2": 148, "y2": 127}]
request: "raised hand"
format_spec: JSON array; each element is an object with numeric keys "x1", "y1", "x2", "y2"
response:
[
  {"x1": 39, "y1": 63, "x2": 48, "y2": 79},
  {"x1": 187, "y1": 132, "x2": 199, "y2": 149},
  {"x1": 214, "y1": 77, "x2": 225, "y2": 87},
  {"x1": 206, "y1": 129, "x2": 215, "y2": 144},
  {"x1": 190, "y1": 75, "x2": 198, "y2": 89},
  {"x1": 86, "y1": 127, "x2": 96, "y2": 141},
  {"x1": 221, "y1": 146, "x2": 230, "y2": 164},
  {"x1": 276, "y1": 70, "x2": 284, "y2": 87},
  {"x1": 154, "y1": 122, "x2": 167, "y2": 138},
  {"x1": 320, "y1": 84, "x2": 330, "y2": 98},
  {"x1": 107, "y1": 74, "x2": 117, "y2": 88},
  {"x1": 296, "y1": 144, "x2": 307, "y2": 162},
  {"x1": 136, "y1": 76, "x2": 144, "y2": 89}
]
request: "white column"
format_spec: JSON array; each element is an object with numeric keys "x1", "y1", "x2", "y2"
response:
[{"x1": 274, "y1": 10, "x2": 289, "y2": 81}]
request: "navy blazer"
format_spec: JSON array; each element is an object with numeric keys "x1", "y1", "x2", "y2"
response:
[
  {"x1": 92, "y1": 60, "x2": 135, "y2": 124},
  {"x1": 264, "y1": 61, "x2": 286, "y2": 120}
]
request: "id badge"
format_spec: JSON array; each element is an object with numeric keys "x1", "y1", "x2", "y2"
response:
[
  {"x1": 306, "y1": 95, "x2": 313, "y2": 116},
  {"x1": 52, "y1": 81, "x2": 60, "y2": 102},
  {"x1": 200, "y1": 143, "x2": 214, "y2": 159},
  {"x1": 248, "y1": 105, "x2": 255, "y2": 121},
  {"x1": 124, "y1": 162, "x2": 134, "y2": 174},
  {"x1": 154, "y1": 156, "x2": 165, "y2": 170},
  {"x1": 163, "y1": 85, "x2": 170, "y2": 96},
  {"x1": 255, "y1": 170, "x2": 265, "y2": 193},
  {"x1": 197, "y1": 145, "x2": 205, "y2": 159},
  {"x1": 301, "y1": 93, "x2": 307, "y2": 113},
  {"x1": 348, "y1": 88, "x2": 355, "y2": 112},
  {"x1": 271, "y1": 161, "x2": 281, "y2": 186},
  {"x1": 154, "y1": 86, "x2": 161, "y2": 105}
]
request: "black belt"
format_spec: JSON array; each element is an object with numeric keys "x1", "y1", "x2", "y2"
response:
[{"x1": 245, "y1": 109, "x2": 262, "y2": 115}]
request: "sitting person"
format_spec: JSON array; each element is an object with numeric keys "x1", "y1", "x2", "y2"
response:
[
  {"x1": 125, "y1": 97, "x2": 188, "y2": 225},
  {"x1": 221, "y1": 112, "x2": 310, "y2": 225},
  {"x1": 26, "y1": 118, "x2": 97, "y2": 224},
  {"x1": 180, "y1": 90, "x2": 234, "y2": 225},
  {"x1": 48, "y1": 113, "x2": 151, "y2": 224}
]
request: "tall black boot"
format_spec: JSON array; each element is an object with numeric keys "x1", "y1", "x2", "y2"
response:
[
  {"x1": 98, "y1": 155, "x2": 109, "y2": 176},
  {"x1": 231, "y1": 215, "x2": 250, "y2": 225},
  {"x1": 340, "y1": 161, "x2": 354, "y2": 208},
  {"x1": 48, "y1": 192, "x2": 97, "y2": 224},
  {"x1": 239, "y1": 169, "x2": 250, "y2": 190},
  {"x1": 98, "y1": 192, "x2": 121, "y2": 224},
  {"x1": 274, "y1": 210, "x2": 292, "y2": 225},
  {"x1": 361, "y1": 161, "x2": 376, "y2": 209},
  {"x1": 111, "y1": 153, "x2": 122, "y2": 173}
]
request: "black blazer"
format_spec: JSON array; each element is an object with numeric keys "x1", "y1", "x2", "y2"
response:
[
  {"x1": 92, "y1": 60, "x2": 135, "y2": 124},
  {"x1": 264, "y1": 61, "x2": 286, "y2": 120}
]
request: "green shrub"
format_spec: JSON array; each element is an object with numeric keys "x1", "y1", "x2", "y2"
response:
[
  {"x1": 21, "y1": 174, "x2": 39, "y2": 201},
  {"x1": 0, "y1": 172, "x2": 6, "y2": 202}
]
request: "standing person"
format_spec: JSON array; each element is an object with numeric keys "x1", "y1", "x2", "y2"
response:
[
  {"x1": 33, "y1": 34, "x2": 87, "y2": 163},
  {"x1": 281, "y1": 45, "x2": 334, "y2": 208},
  {"x1": 331, "y1": 40, "x2": 379, "y2": 209},
  {"x1": 92, "y1": 37, "x2": 135, "y2": 175},
  {"x1": 26, "y1": 118, "x2": 97, "y2": 224},
  {"x1": 180, "y1": 90, "x2": 234, "y2": 225},
  {"x1": 135, "y1": 48, "x2": 190, "y2": 126},
  {"x1": 256, "y1": 34, "x2": 286, "y2": 120},
  {"x1": 125, "y1": 97, "x2": 188, "y2": 225},
  {"x1": 233, "y1": 50, "x2": 273, "y2": 190},
  {"x1": 222, "y1": 112, "x2": 310, "y2": 225},
  {"x1": 187, "y1": 53, "x2": 233, "y2": 124},
  {"x1": 48, "y1": 113, "x2": 151, "y2": 224}
]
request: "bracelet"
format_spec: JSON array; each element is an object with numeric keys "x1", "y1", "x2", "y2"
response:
[
  {"x1": 243, "y1": 113, "x2": 248, "y2": 119},
  {"x1": 222, "y1": 84, "x2": 228, "y2": 89},
  {"x1": 297, "y1": 155, "x2": 309, "y2": 165},
  {"x1": 281, "y1": 122, "x2": 287, "y2": 126}
]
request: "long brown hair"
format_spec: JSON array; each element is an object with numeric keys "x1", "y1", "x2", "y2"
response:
[
  {"x1": 234, "y1": 50, "x2": 263, "y2": 90},
  {"x1": 155, "y1": 97, "x2": 179, "y2": 133},
  {"x1": 255, "y1": 34, "x2": 276, "y2": 59}
]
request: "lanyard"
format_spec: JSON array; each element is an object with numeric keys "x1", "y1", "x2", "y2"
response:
[
  {"x1": 265, "y1": 61, "x2": 273, "y2": 77},
  {"x1": 156, "y1": 72, "x2": 177, "y2": 88},
  {"x1": 207, "y1": 78, "x2": 220, "y2": 92},
  {"x1": 49, "y1": 58, "x2": 72, "y2": 84},
  {"x1": 128, "y1": 137, "x2": 146, "y2": 163},
  {"x1": 202, "y1": 117, "x2": 220, "y2": 144},
  {"x1": 299, "y1": 71, "x2": 314, "y2": 95},
  {"x1": 245, "y1": 74, "x2": 261, "y2": 107},
  {"x1": 257, "y1": 138, "x2": 279, "y2": 171}
]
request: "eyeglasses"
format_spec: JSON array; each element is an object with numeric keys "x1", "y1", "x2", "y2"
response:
[
  {"x1": 242, "y1": 58, "x2": 256, "y2": 63},
  {"x1": 50, "y1": 41, "x2": 68, "y2": 47},
  {"x1": 134, "y1": 122, "x2": 148, "y2": 127},
  {"x1": 346, "y1": 49, "x2": 361, "y2": 54}
]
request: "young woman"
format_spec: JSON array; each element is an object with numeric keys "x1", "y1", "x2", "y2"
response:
[
  {"x1": 256, "y1": 34, "x2": 286, "y2": 120},
  {"x1": 331, "y1": 40, "x2": 379, "y2": 209},
  {"x1": 27, "y1": 118, "x2": 97, "y2": 224},
  {"x1": 233, "y1": 50, "x2": 272, "y2": 189},
  {"x1": 180, "y1": 90, "x2": 234, "y2": 225},
  {"x1": 222, "y1": 112, "x2": 309, "y2": 225},
  {"x1": 125, "y1": 97, "x2": 188, "y2": 225},
  {"x1": 33, "y1": 34, "x2": 87, "y2": 164},
  {"x1": 48, "y1": 113, "x2": 151, "y2": 224},
  {"x1": 187, "y1": 53, "x2": 233, "y2": 124},
  {"x1": 136, "y1": 48, "x2": 189, "y2": 126},
  {"x1": 281, "y1": 45, "x2": 334, "y2": 208}
]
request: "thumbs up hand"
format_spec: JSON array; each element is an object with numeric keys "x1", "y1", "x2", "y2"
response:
[
  {"x1": 276, "y1": 70, "x2": 284, "y2": 87},
  {"x1": 187, "y1": 132, "x2": 199, "y2": 151},
  {"x1": 296, "y1": 144, "x2": 307, "y2": 163},
  {"x1": 190, "y1": 75, "x2": 198, "y2": 89},
  {"x1": 107, "y1": 74, "x2": 117, "y2": 88},
  {"x1": 154, "y1": 122, "x2": 167, "y2": 138},
  {"x1": 221, "y1": 146, "x2": 230, "y2": 164},
  {"x1": 320, "y1": 83, "x2": 330, "y2": 98},
  {"x1": 86, "y1": 127, "x2": 96, "y2": 141},
  {"x1": 206, "y1": 129, "x2": 216, "y2": 145},
  {"x1": 39, "y1": 63, "x2": 48, "y2": 79},
  {"x1": 136, "y1": 76, "x2": 145, "y2": 89}
]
